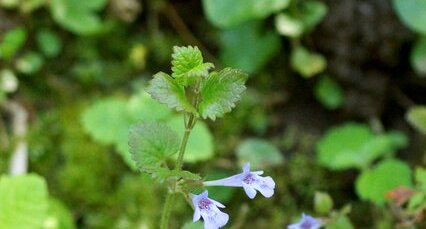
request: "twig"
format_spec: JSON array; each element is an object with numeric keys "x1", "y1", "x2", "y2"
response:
[
  {"x1": 7, "y1": 101, "x2": 28, "y2": 176},
  {"x1": 161, "y1": 3, "x2": 218, "y2": 63}
]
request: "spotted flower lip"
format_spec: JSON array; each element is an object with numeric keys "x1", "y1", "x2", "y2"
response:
[
  {"x1": 191, "y1": 191, "x2": 229, "y2": 229},
  {"x1": 287, "y1": 213, "x2": 322, "y2": 229},
  {"x1": 203, "y1": 162, "x2": 275, "y2": 199}
]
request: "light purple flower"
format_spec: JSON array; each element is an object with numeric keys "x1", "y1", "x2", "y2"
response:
[
  {"x1": 191, "y1": 191, "x2": 229, "y2": 229},
  {"x1": 203, "y1": 162, "x2": 275, "y2": 199},
  {"x1": 288, "y1": 213, "x2": 322, "y2": 229}
]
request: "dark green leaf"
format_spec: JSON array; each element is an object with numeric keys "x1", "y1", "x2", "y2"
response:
[{"x1": 314, "y1": 76, "x2": 345, "y2": 109}]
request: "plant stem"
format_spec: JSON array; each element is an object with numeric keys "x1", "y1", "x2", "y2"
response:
[{"x1": 160, "y1": 112, "x2": 196, "y2": 229}]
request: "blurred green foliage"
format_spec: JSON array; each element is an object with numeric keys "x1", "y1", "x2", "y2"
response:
[{"x1": 0, "y1": 0, "x2": 425, "y2": 228}]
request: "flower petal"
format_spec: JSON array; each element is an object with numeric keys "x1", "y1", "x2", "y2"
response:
[
  {"x1": 243, "y1": 184, "x2": 257, "y2": 199},
  {"x1": 210, "y1": 199, "x2": 226, "y2": 208},
  {"x1": 193, "y1": 208, "x2": 201, "y2": 222},
  {"x1": 242, "y1": 162, "x2": 250, "y2": 173}
]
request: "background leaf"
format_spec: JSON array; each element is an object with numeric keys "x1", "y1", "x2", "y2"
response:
[
  {"x1": 0, "y1": 27, "x2": 27, "y2": 60},
  {"x1": 202, "y1": 0, "x2": 290, "y2": 28},
  {"x1": 291, "y1": 46, "x2": 327, "y2": 78},
  {"x1": 236, "y1": 138, "x2": 284, "y2": 169},
  {"x1": 314, "y1": 76, "x2": 345, "y2": 109},
  {"x1": 317, "y1": 123, "x2": 407, "y2": 170},
  {"x1": 0, "y1": 174, "x2": 48, "y2": 229},
  {"x1": 393, "y1": 0, "x2": 426, "y2": 34},
  {"x1": 220, "y1": 21, "x2": 281, "y2": 74},
  {"x1": 406, "y1": 106, "x2": 426, "y2": 134},
  {"x1": 167, "y1": 116, "x2": 214, "y2": 163},
  {"x1": 356, "y1": 159, "x2": 412, "y2": 204}
]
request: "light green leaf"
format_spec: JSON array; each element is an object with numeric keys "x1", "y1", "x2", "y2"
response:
[
  {"x1": 220, "y1": 21, "x2": 281, "y2": 73},
  {"x1": 0, "y1": 174, "x2": 48, "y2": 229},
  {"x1": 314, "y1": 191, "x2": 334, "y2": 214},
  {"x1": 291, "y1": 46, "x2": 327, "y2": 78},
  {"x1": 199, "y1": 68, "x2": 247, "y2": 120},
  {"x1": 127, "y1": 90, "x2": 173, "y2": 122},
  {"x1": 355, "y1": 159, "x2": 412, "y2": 204},
  {"x1": 393, "y1": 0, "x2": 426, "y2": 34},
  {"x1": 314, "y1": 76, "x2": 345, "y2": 109},
  {"x1": 36, "y1": 29, "x2": 62, "y2": 58},
  {"x1": 50, "y1": 0, "x2": 107, "y2": 35},
  {"x1": 81, "y1": 97, "x2": 136, "y2": 169},
  {"x1": 167, "y1": 116, "x2": 214, "y2": 162},
  {"x1": 171, "y1": 46, "x2": 214, "y2": 85},
  {"x1": 406, "y1": 106, "x2": 426, "y2": 134},
  {"x1": 44, "y1": 198, "x2": 76, "y2": 229},
  {"x1": 146, "y1": 72, "x2": 197, "y2": 114},
  {"x1": 411, "y1": 38, "x2": 426, "y2": 75},
  {"x1": 202, "y1": 0, "x2": 290, "y2": 28},
  {"x1": 236, "y1": 138, "x2": 284, "y2": 170},
  {"x1": 129, "y1": 122, "x2": 180, "y2": 172},
  {"x1": 0, "y1": 26, "x2": 27, "y2": 60},
  {"x1": 15, "y1": 52, "x2": 44, "y2": 74},
  {"x1": 317, "y1": 123, "x2": 407, "y2": 170},
  {"x1": 415, "y1": 167, "x2": 426, "y2": 190},
  {"x1": 275, "y1": 13, "x2": 304, "y2": 38}
]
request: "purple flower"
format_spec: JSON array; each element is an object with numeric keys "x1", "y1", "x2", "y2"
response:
[
  {"x1": 203, "y1": 162, "x2": 275, "y2": 199},
  {"x1": 191, "y1": 191, "x2": 229, "y2": 229},
  {"x1": 288, "y1": 214, "x2": 322, "y2": 229}
]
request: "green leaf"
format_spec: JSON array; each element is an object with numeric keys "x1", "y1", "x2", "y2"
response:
[
  {"x1": 355, "y1": 159, "x2": 412, "y2": 204},
  {"x1": 314, "y1": 76, "x2": 345, "y2": 109},
  {"x1": 314, "y1": 191, "x2": 334, "y2": 214},
  {"x1": 167, "y1": 116, "x2": 214, "y2": 162},
  {"x1": 45, "y1": 198, "x2": 76, "y2": 229},
  {"x1": 236, "y1": 138, "x2": 284, "y2": 170},
  {"x1": 0, "y1": 27, "x2": 27, "y2": 60},
  {"x1": 393, "y1": 0, "x2": 426, "y2": 34},
  {"x1": 0, "y1": 174, "x2": 49, "y2": 229},
  {"x1": 220, "y1": 21, "x2": 281, "y2": 73},
  {"x1": 275, "y1": 13, "x2": 304, "y2": 38},
  {"x1": 36, "y1": 29, "x2": 62, "y2": 58},
  {"x1": 317, "y1": 123, "x2": 407, "y2": 170},
  {"x1": 406, "y1": 106, "x2": 426, "y2": 134},
  {"x1": 411, "y1": 38, "x2": 426, "y2": 75},
  {"x1": 415, "y1": 167, "x2": 426, "y2": 190},
  {"x1": 275, "y1": 1, "x2": 327, "y2": 38},
  {"x1": 202, "y1": 0, "x2": 290, "y2": 28},
  {"x1": 291, "y1": 46, "x2": 327, "y2": 78},
  {"x1": 127, "y1": 89, "x2": 173, "y2": 122},
  {"x1": 171, "y1": 46, "x2": 214, "y2": 85},
  {"x1": 50, "y1": 0, "x2": 107, "y2": 35},
  {"x1": 300, "y1": 0, "x2": 328, "y2": 32},
  {"x1": 408, "y1": 192, "x2": 425, "y2": 210},
  {"x1": 146, "y1": 72, "x2": 197, "y2": 114},
  {"x1": 81, "y1": 97, "x2": 136, "y2": 169},
  {"x1": 15, "y1": 52, "x2": 44, "y2": 74},
  {"x1": 155, "y1": 168, "x2": 201, "y2": 181},
  {"x1": 129, "y1": 122, "x2": 180, "y2": 172},
  {"x1": 199, "y1": 68, "x2": 247, "y2": 120}
]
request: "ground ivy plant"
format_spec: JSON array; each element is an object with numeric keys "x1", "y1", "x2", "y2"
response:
[{"x1": 128, "y1": 46, "x2": 277, "y2": 229}]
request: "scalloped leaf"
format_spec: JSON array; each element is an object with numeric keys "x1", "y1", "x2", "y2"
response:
[
  {"x1": 199, "y1": 68, "x2": 248, "y2": 120},
  {"x1": 146, "y1": 72, "x2": 197, "y2": 114},
  {"x1": 0, "y1": 174, "x2": 48, "y2": 229},
  {"x1": 129, "y1": 122, "x2": 180, "y2": 173},
  {"x1": 154, "y1": 168, "x2": 201, "y2": 181},
  {"x1": 171, "y1": 46, "x2": 213, "y2": 86}
]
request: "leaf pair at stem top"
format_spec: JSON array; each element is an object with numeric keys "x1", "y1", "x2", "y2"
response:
[
  {"x1": 129, "y1": 46, "x2": 248, "y2": 180},
  {"x1": 147, "y1": 46, "x2": 248, "y2": 121}
]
